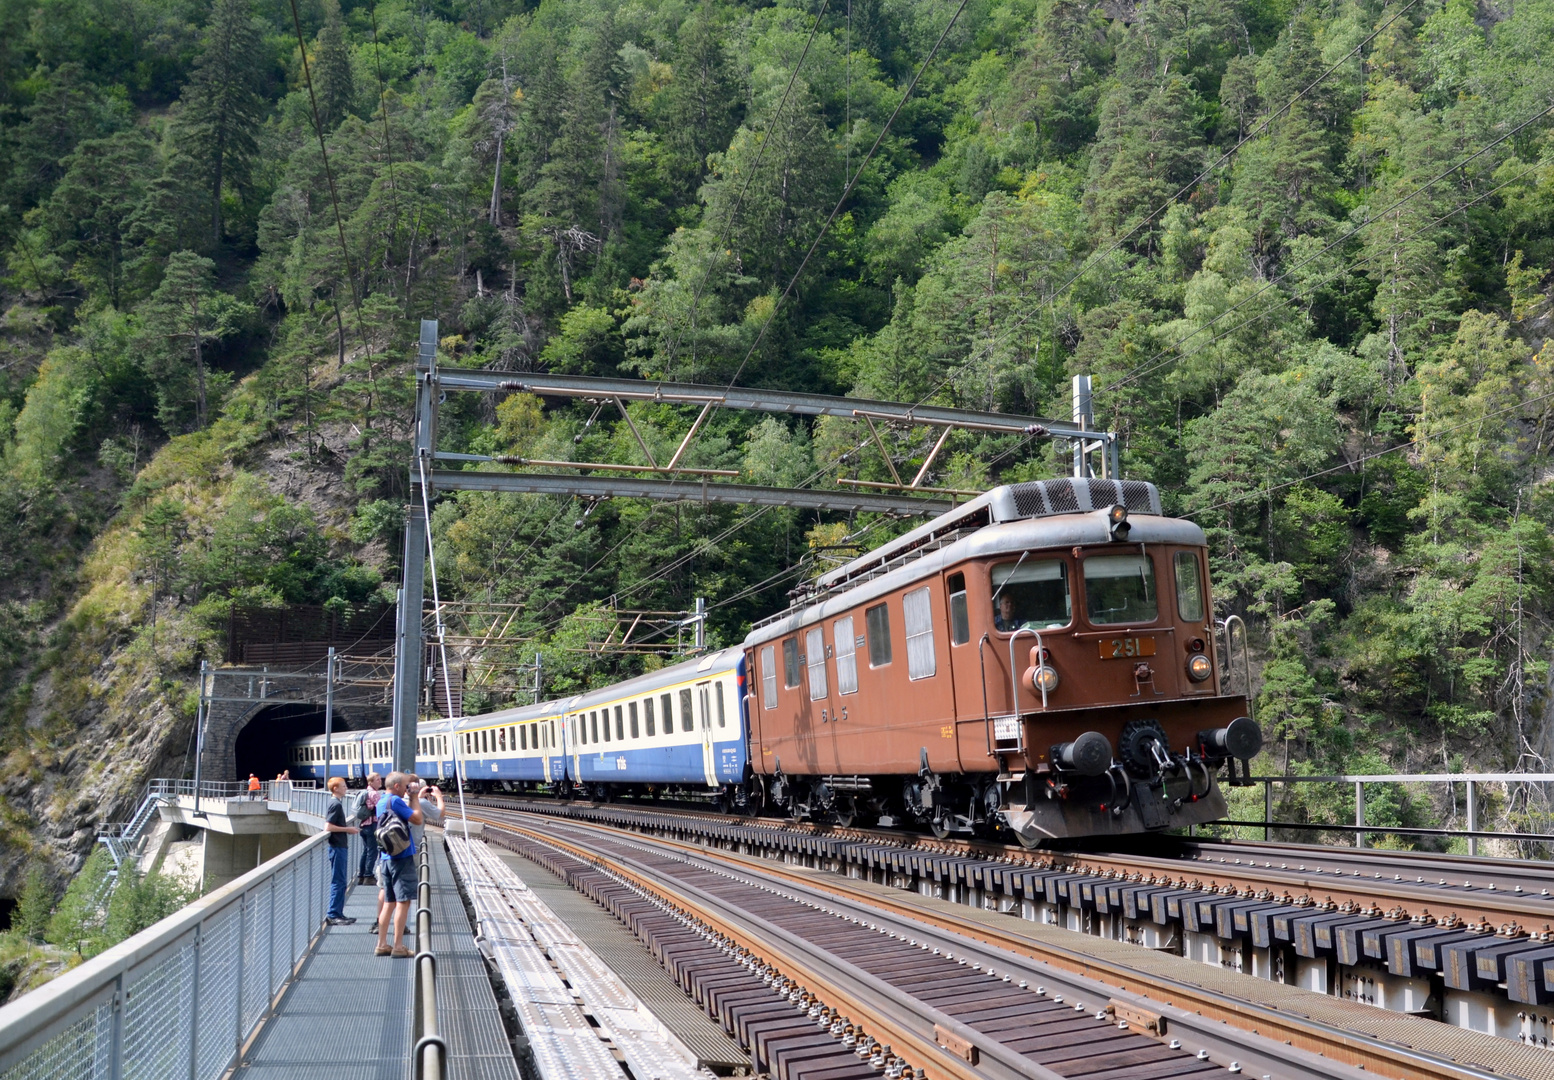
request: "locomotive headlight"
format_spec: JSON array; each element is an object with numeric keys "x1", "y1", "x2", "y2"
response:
[
  {"x1": 1106, "y1": 503, "x2": 1131, "y2": 542},
  {"x1": 1032, "y1": 664, "x2": 1060, "y2": 693},
  {"x1": 1186, "y1": 654, "x2": 1212, "y2": 682}
]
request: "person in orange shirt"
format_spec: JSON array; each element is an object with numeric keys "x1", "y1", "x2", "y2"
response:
[{"x1": 248, "y1": 773, "x2": 261, "y2": 799}]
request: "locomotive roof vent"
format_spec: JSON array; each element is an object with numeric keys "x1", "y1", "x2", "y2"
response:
[
  {"x1": 813, "y1": 477, "x2": 1162, "y2": 595},
  {"x1": 991, "y1": 478, "x2": 1160, "y2": 522}
]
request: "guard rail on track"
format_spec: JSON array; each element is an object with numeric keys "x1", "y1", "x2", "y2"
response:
[{"x1": 0, "y1": 830, "x2": 357, "y2": 1080}]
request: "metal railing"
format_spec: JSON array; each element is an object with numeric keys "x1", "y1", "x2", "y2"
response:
[
  {"x1": 412, "y1": 844, "x2": 445, "y2": 1080},
  {"x1": 0, "y1": 830, "x2": 358, "y2": 1080},
  {"x1": 1207, "y1": 772, "x2": 1554, "y2": 856}
]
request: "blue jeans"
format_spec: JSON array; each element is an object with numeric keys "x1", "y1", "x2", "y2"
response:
[
  {"x1": 327, "y1": 845, "x2": 349, "y2": 919},
  {"x1": 358, "y1": 825, "x2": 378, "y2": 878}
]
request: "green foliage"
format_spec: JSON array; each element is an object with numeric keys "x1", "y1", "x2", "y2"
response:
[
  {"x1": 0, "y1": 0, "x2": 1551, "y2": 844},
  {"x1": 14, "y1": 864, "x2": 54, "y2": 941}
]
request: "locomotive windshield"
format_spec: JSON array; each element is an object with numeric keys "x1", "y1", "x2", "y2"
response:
[
  {"x1": 1084, "y1": 554, "x2": 1157, "y2": 624},
  {"x1": 990, "y1": 560, "x2": 1070, "y2": 631}
]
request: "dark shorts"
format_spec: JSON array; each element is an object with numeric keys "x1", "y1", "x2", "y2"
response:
[{"x1": 381, "y1": 856, "x2": 419, "y2": 902}]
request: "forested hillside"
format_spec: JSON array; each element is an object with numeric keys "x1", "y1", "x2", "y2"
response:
[{"x1": 0, "y1": 0, "x2": 1552, "y2": 886}]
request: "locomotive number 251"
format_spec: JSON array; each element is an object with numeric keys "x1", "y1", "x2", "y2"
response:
[{"x1": 1100, "y1": 636, "x2": 1157, "y2": 660}]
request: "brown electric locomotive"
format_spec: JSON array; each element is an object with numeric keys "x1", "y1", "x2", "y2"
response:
[{"x1": 740, "y1": 477, "x2": 1261, "y2": 845}]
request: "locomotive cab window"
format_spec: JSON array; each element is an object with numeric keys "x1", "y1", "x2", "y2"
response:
[
  {"x1": 991, "y1": 560, "x2": 1070, "y2": 632},
  {"x1": 903, "y1": 587, "x2": 936, "y2": 680},
  {"x1": 1084, "y1": 554, "x2": 1158, "y2": 625},
  {"x1": 946, "y1": 573, "x2": 970, "y2": 645},
  {"x1": 1174, "y1": 552, "x2": 1205, "y2": 623}
]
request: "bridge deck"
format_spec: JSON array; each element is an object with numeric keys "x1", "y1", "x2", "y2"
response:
[{"x1": 241, "y1": 832, "x2": 518, "y2": 1080}]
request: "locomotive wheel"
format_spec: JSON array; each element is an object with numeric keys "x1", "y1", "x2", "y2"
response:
[
  {"x1": 833, "y1": 796, "x2": 857, "y2": 829},
  {"x1": 1014, "y1": 830, "x2": 1044, "y2": 851},
  {"x1": 929, "y1": 815, "x2": 952, "y2": 840}
]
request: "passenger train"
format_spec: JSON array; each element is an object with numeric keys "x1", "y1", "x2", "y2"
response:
[{"x1": 285, "y1": 478, "x2": 1261, "y2": 845}]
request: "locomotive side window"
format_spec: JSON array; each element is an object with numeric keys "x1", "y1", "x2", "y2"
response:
[
  {"x1": 834, "y1": 616, "x2": 858, "y2": 694},
  {"x1": 782, "y1": 638, "x2": 800, "y2": 688},
  {"x1": 865, "y1": 603, "x2": 892, "y2": 667},
  {"x1": 645, "y1": 696, "x2": 656, "y2": 735},
  {"x1": 805, "y1": 627, "x2": 828, "y2": 700},
  {"x1": 1174, "y1": 552, "x2": 1205, "y2": 622},
  {"x1": 760, "y1": 645, "x2": 778, "y2": 709},
  {"x1": 1084, "y1": 554, "x2": 1158, "y2": 625},
  {"x1": 991, "y1": 560, "x2": 1070, "y2": 631},
  {"x1": 946, "y1": 573, "x2": 970, "y2": 645},
  {"x1": 903, "y1": 588, "x2": 937, "y2": 680}
]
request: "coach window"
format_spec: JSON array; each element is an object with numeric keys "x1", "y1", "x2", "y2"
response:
[
  {"x1": 660, "y1": 692, "x2": 673, "y2": 734},
  {"x1": 603, "y1": 709, "x2": 611, "y2": 742},
  {"x1": 715, "y1": 682, "x2": 726, "y2": 727},
  {"x1": 615, "y1": 706, "x2": 624, "y2": 740},
  {"x1": 1174, "y1": 552, "x2": 1205, "y2": 623},
  {"x1": 645, "y1": 696, "x2": 656, "y2": 736},
  {"x1": 498, "y1": 727, "x2": 506, "y2": 752},
  {"x1": 630, "y1": 702, "x2": 640, "y2": 738},
  {"x1": 805, "y1": 627, "x2": 828, "y2": 700},
  {"x1": 947, "y1": 573, "x2": 970, "y2": 645},
  {"x1": 903, "y1": 587, "x2": 937, "y2": 680},
  {"x1": 782, "y1": 638, "x2": 800, "y2": 688},
  {"x1": 865, "y1": 603, "x2": 892, "y2": 667},
  {"x1": 679, "y1": 688, "x2": 693, "y2": 731},
  {"x1": 834, "y1": 615, "x2": 858, "y2": 694},
  {"x1": 1084, "y1": 554, "x2": 1158, "y2": 625},
  {"x1": 991, "y1": 560, "x2": 1070, "y2": 632},
  {"x1": 509, "y1": 726, "x2": 516, "y2": 749},
  {"x1": 760, "y1": 645, "x2": 777, "y2": 709},
  {"x1": 519, "y1": 726, "x2": 527, "y2": 751}
]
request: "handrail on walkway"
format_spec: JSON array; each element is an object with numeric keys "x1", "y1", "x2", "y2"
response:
[
  {"x1": 0, "y1": 830, "x2": 353, "y2": 1080},
  {"x1": 412, "y1": 843, "x2": 446, "y2": 1080},
  {"x1": 1215, "y1": 772, "x2": 1554, "y2": 855}
]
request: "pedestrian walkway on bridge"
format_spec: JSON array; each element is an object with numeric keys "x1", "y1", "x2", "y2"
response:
[
  {"x1": 0, "y1": 824, "x2": 518, "y2": 1080},
  {"x1": 241, "y1": 831, "x2": 518, "y2": 1080}
]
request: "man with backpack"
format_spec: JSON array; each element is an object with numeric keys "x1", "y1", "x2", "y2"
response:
[
  {"x1": 373, "y1": 772, "x2": 422, "y2": 958},
  {"x1": 355, "y1": 772, "x2": 382, "y2": 884}
]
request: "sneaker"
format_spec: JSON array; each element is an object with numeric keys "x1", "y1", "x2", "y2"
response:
[
  {"x1": 327, "y1": 916, "x2": 356, "y2": 926},
  {"x1": 374, "y1": 945, "x2": 392, "y2": 957},
  {"x1": 367, "y1": 922, "x2": 378, "y2": 933},
  {"x1": 391, "y1": 945, "x2": 413, "y2": 958}
]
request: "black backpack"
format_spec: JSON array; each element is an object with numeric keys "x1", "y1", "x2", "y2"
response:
[{"x1": 377, "y1": 804, "x2": 412, "y2": 856}]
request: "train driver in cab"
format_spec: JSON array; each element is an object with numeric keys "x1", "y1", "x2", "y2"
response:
[{"x1": 994, "y1": 592, "x2": 1021, "y2": 632}]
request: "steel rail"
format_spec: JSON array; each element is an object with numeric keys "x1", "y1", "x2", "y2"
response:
[
  {"x1": 470, "y1": 796, "x2": 1554, "y2": 925},
  {"x1": 468, "y1": 807, "x2": 1534, "y2": 1080},
  {"x1": 480, "y1": 815, "x2": 1066, "y2": 1080}
]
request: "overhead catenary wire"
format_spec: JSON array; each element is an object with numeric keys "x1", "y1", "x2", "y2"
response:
[
  {"x1": 1185, "y1": 384, "x2": 1554, "y2": 520},
  {"x1": 1103, "y1": 159, "x2": 1546, "y2": 397},
  {"x1": 655, "y1": 0, "x2": 833, "y2": 379},
  {"x1": 725, "y1": 0, "x2": 972, "y2": 389},
  {"x1": 1106, "y1": 99, "x2": 1554, "y2": 393},
  {"x1": 285, "y1": 0, "x2": 374, "y2": 359}
]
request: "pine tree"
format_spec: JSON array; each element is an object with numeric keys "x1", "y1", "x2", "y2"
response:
[
  {"x1": 313, "y1": 0, "x2": 355, "y2": 131},
  {"x1": 173, "y1": 0, "x2": 268, "y2": 248},
  {"x1": 141, "y1": 250, "x2": 252, "y2": 429}
]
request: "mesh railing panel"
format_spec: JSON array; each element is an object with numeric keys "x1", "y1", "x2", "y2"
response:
[
  {"x1": 241, "y1": 884, "x2": 271, "y2": 1034},
  {"x1": 194, "y1": 906, "x2": 243, "y2": 1080},
  {"x1": 0, "y1": 834, "x2": 330, "y2": 1080},
  {"x1": 122, "y1": 940, "x2": 195, "y2": 1080},
  {"x1": 0, "y1": 1005, "x2": 111, "y2": 1080}
]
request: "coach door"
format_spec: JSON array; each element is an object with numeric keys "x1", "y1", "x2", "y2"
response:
[{"x1": 696, "y1": 682, "x2": 717, "y2": 787}]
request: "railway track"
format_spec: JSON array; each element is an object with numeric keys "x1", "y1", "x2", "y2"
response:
[
  {"x1": 463, "y1": 796, "x2": 1554, "y2": 1057},
  {"x1": 459, "y1": 805, "x2": 1554, "y2": 1080}
]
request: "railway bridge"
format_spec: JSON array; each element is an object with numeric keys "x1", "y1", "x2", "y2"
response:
[{"x1": 3, "y1": 779, "x2": 1554, "y2": 1080}]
